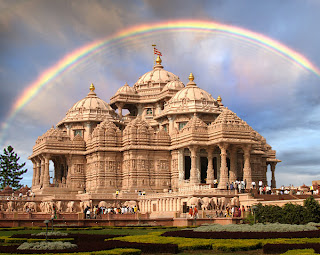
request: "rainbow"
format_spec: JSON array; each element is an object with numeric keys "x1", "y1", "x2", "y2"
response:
[{"x1": 1, "y1": 20, "x2": 319, "y2": 144}]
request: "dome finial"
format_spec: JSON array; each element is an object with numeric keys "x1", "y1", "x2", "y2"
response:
[
  {"x1": 189, "y1": 73, "x2": 194, "y2": 81},
  {"x1": 156, "y1": 55, "x2": 162, "y2": 65},
  {"x1": 217, "y1": 95, "x2": 222, "y2": 103},
  {"x1": 90, "y1": 83, "x2": 95, "y2": 92}
]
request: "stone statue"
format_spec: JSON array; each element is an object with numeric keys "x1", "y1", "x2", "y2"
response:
[
  {"x1": 23, "y1": 202, "x2": 37, "y2": 212},
  {"x1": 6, "y1": 201, "x2": 15, "y2": 212},
  {"x1": 66, "y1": 201, "x2": 75, "y2": 212}
]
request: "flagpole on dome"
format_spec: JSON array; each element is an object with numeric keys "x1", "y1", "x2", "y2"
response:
[{"x1": 152, "y1": 44, "x2": 156, "y2": 67}]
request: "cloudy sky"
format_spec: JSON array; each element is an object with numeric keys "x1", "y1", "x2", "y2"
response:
[{"x1": 1, "y1": 0, "x2": 320, "y2": 188}]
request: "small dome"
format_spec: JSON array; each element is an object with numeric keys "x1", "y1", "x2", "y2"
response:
[
  {"x1": 162, "y1": 80, "x2": 185, "y2": 91},
  {"x1": 115, "y1": 82, "x2": 135, "y2": 95},
  {"x1": 162, "y1": 73, "x2": 220, "y2": 115},
  {"x1": 134, "y1": 56, "x2": 180, "y2": 93},
  {"x1": 58, "y1": 84, "x2": 116, "y2": 125}
]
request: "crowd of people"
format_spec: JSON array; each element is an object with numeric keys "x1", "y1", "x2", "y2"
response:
[
  {"x1": 189, "y1": 205, "x2": 252, "y2": 219},
  {"x1": 83, "y1": 205, "x2": 139, "y2": 219}
]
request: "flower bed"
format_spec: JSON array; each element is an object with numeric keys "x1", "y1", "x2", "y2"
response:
[
  {"x1": 162, "y1": 229, "x2": 320, "y2": 239},
  {"x1": 194, "y1": 223, "x2": 318, "y2": 232},
  {"x1": 17, "y1": 241, "x2": 77, "y2": 250},
  {"x1": 31, "y1": 231, "x2": 68, "y2": 237}
]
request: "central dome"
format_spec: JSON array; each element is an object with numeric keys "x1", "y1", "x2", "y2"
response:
[{"x1": 133, "y1": 56, "x2": 181, "y2": 93}]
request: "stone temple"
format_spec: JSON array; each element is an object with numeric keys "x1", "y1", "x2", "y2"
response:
[{"x1": 28, "y1": 55, "x2": 280, "y2": 215}]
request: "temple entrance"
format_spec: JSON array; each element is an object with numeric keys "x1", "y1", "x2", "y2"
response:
[
  {"x1": 200, "y1": 157, "x2": 208, "y2": 183},
  {"x1": 184, "y1": 156, "x2": 191, "y2": 180}
]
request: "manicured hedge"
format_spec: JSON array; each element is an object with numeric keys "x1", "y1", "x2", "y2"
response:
[
  {"x1": 0, "y1": 248, "x2": 141, "y2": 255},
  {"x1": 162, "y1": 229, "x2": 320, "y2": 239},
  {"x1": 0, "y1": 233, "x2": 177, "y2": 254},
  {"x1": 263, "y1": 243, "x2": 320, "y2": 254},
  {"x1": 281, "y1": 249, "x2": 316, "y2": 255}
]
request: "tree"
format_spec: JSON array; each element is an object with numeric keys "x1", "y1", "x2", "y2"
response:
[
  {"x1": 303, "y1": 196, "x2": 320, "y2": 223},
  {"x1": 0, "y1": 146, "x2": 27, "y2": 190}
]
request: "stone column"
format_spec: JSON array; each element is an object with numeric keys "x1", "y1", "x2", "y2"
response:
[
  {"x1": 229, "y1": 146, "x2": 237, "y2": 183},
  {"x1": 189, "y1": 146, "x2": 199, "y2": 184},
  {"x1": 118, "y1": 105, "x2": 123, "y2": 118},
  {"x1": 36, "y1": 161, "x2": 41, "y2": 186},
  {"x1": 31, "y1": 160, "x2": 36, "y2": 187},
  {"x1": 216, "y1": 155, "x2": 221, "y2": 180},
  {"x1": 165, "y1": 199, "x2": 168, "y2": 211},
  {"x1": 156, "y1": 103, "x2": 161, "y2": 115},
  {"x1": 206, "y1": 147, "x2": 214, "y2": 184},
  {"x1": 65, "y1": 124, "x2": 71, "y2": 137},
  {"x1": 40, "y1": 158, "x2": 45, "y2": 187},
  {"x1": 243, "y1": 145, "x2": 252, "y2": 186},
  {"x1": 173, "y1": 198, "x2": 177, "y2": 212},
  {"x1": 176, "y1": 198, "x2": 181, "y2": 212},
  {"x1": 218, "y1": 143, "x2": 228, "y2": 189},
  {"x1": 168, "y1": 116, "x2": 175, "y2": 135},
  {"x1": 43, "y1": 155, "x2": 50, "y2": 188},
  {"x1": 178, "y1": 149, "x2": 184, "y2": 182},
  {"x1": 84, "y1": 122, "x2": 92, "y2": 141},
  {"x1": 270, "y1": 162, "x2": 277, "y2": 188},
  {"x1": 158, "y1": 199, "x2": 162, "y2": 212}
]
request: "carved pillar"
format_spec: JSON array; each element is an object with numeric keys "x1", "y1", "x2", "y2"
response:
[
  {"x1": 148, "y1": 200, "x2": 152, "y2": 212},
  {"x1": 218, "y1": 143, "x2": 228, "y2": 189},
  {"x1": 178, "y1": 149, "x2": 184, "y2": 182},
  {"x1": 168, "y1": 116, "x2": 175, "y2": 135},
  {"x1": 173, "y1": 198, "x2": 177, "y2": 212},
  {"x1": 189, "y1": 146, "x2": 199, "y2": 184},
  {"x1": 40, "y1": 157, "x2": 45, "y2": 187},
  {"x1": 43, "y1": 155, "x2": 50, "y2": 187},
  {"x1": 229, "y1": 146, "x2": 237, "y2": 183},
  {"x1": 156, "y1": 103, "x2": 161, "y2": 115},
  {"x1": 243, "y1": 145, "x2": 252, "y2": 186},
  {"x1": 31, "y1": 160, "x2": 36, "y2": 187},
  {"x1": 206, "y1": 147, "x2": 214, "y2": 184},
  {"x1": 65, "y1": 124, "x2": 71, "y2": 137},
  {"x1": 270, "y1": 162, "x2": 276, "y2": 188},
  {"x1": 36, "y1": 161, "x2": 41, "y2": 186},
  {"x1": 177, "y1": 198, "x2": 181, "y2": 212}
]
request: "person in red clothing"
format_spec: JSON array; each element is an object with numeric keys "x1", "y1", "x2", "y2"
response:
[
  {"x1": 188, "y1": 207, "x2": 193, "y2": 218},
  {"x1": 193, "y1": 206, "x2": 198, "y2": 219}
]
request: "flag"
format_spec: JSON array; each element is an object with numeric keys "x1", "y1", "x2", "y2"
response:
[{"x1": 154, "y1": 48, "x2": 162, "y2": 56}]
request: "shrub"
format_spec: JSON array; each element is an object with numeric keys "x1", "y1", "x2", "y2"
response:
[{"x1": 281, "y1": 249, "x2": 316, "y2": 254}]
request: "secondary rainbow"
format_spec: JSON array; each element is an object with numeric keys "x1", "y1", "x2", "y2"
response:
[{"x1": 2, "y1": 20, "x2": 320, "y2": 141}]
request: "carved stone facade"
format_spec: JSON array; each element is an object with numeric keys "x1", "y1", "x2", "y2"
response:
[{"x1": 29, "y1": 56, "x2": 280, "y2": 210}]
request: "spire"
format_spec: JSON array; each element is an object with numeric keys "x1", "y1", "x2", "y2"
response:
[
  {"x1": 90, "y1": 83, "x2": 95, "y2": 92},
  {"x1": 217, "y1": 95, "x2": 222, "y2": 103},
  {"x1": 189, "y1": 73, "x2": 194, "y2": 81},
  {"x1": 156, "y1": 55, "x2": 162, "y2": 65},
  {"x1": 186, "y1": 72, "x2": 197, "y2": 87}
]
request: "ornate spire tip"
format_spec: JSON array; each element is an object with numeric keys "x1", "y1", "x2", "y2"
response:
[
  {"x1": 90, "y1": 83, "x2": 95, "y2": 92},
  {"x1": 189, "y1": 73, "x2": 194, "y2": 81},
  {"x1": 156, "y1": 55, "x2": 162, "y2": 65},
  {"x1": 217, "y1": 95, "x2": 222, "y2": 103}
]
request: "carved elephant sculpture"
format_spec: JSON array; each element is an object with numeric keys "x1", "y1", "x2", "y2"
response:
[{"x1": 23, "y1": 202, "x2": 37, "y2": 212}]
